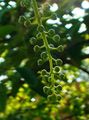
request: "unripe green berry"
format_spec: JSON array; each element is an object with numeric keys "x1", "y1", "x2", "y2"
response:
[
  {"x1": 41, "y1": 52, "x2": 47, "y2": 60},
  {"x1": 20, "y1": 0, "x2": 30, "y2": 7},
  {"x1": 56, "y1": 59, "x2": 63, "y2": 66},
  {"x1": 33, "y1": 45, "x2": 40, "y2": 52},
  {"x1": 37, "y1": 59, "x2": 43, "y2": 65},
  {"x1": 20, "y1": 1, "x2": 25, "y2": 7},
  {"x1": 43, "y1": 86, "x2": 52, "y2": 95},
  {"x1": 53, "y1": 35, "x2": 60, "y2": 42},
  {"x1": 54, "y1": 81, "x2": 60, "y2": 86},
  {"x1": 54, "y1": 74, "x2": 59, "y2": 80},
  {"x1": 18, "y1": 16, "x2": 26, "y2": 23},
  {"x1": 54, "y1": 66, "x2": 60, "y2": 73},
  {"x1": 48, "y1": 29, "x2": 55, "y2": 36},
  {"x1": 37, "y1": 25, "x2": 45, "y2": 32},
  {"x1": 24, "y1": 20, "x2": 31, "y2": 27},
  {"x1": 47, "y1": 94, "x2": 57, "y2": 102},
  {"x1": 56, "y1": 95, "x2": 61, "y2": 101},
  {"x1": 42, "y1": 75, "x2": 51, "y2": 84},
  {"x1": 43, "y1": 75, "x2": 49, "y2": 81},
  {"x1": 29, "y1": 37, "x2": 37, "y2": 45},
  {"x1": 48, "y1": 77, "x2": 52, "y2": 82},
  {"x1": 42, "y1": 80, "x2": 46, "y2": 84},
  {"x1": 55, "y1": 85, "x2": 62, "y2": 92},
  {"x1": 41, "y1": 69, "x2": 48, "y2": 75},
  {"x1": 36, "y1": 32, "x2": 42, "y2": 39},
  {"x1": 59, "y1": 73, "x2": 65, "y2": 79},
  {"x1": 57, "y1": 45, "x2": 64, "y2": 52}
]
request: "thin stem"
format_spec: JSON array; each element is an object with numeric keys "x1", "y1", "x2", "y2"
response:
[
  {"x1": 32, "y1": 0, "x2": 54, "y2": 79},
  {"x1": 42, "y1": 32, "x2": 53, "y2": 74},
  {"x1": 32, "y1": 0, "x2": 41, "y2": 25}
]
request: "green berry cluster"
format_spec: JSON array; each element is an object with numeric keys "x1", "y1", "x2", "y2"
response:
[
  {"x1": 42, "y1": 68, "x2": 63, "y2": 103},
  {"x1": 41, "y1": 65, "x2": 64, "y2": 103},
  {"x1": 20, "y1": 0, "x2": 65, "y2": 103}
]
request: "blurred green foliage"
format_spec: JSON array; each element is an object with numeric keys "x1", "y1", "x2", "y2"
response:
[{"x1": 0, "y1": 0, "x2": 89, "y2": 119}]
